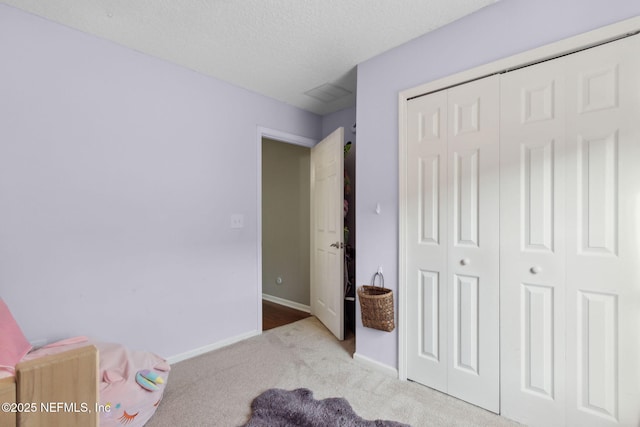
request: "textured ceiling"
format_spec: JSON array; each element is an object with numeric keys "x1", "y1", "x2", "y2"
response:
[{"x1": 2, "y1": 0, "x2": 497, "y2": 115}]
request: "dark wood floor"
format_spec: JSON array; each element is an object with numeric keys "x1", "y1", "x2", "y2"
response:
[{"x1": 262, "y1": 299, "x2": 311, "y2": 331}]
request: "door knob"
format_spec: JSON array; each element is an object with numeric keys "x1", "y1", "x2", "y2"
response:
[
  {"x1": 460, "y1": 258, "x2": 470, "y2": 266},
  {"x1": 330, "y1": 242, "x2": 345, "y2": 249},
  {"x1": 530, "y1": 266, "x2": 542, "y2": 274}
]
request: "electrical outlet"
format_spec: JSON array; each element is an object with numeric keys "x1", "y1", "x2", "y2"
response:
[{"x1": 230, "y1": 214, "x2": 244, "y2": 229}]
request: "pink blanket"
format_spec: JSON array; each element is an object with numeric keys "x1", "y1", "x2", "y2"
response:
[{"x1": 0, "y1": 299, "x2": 32, "y2": 375}]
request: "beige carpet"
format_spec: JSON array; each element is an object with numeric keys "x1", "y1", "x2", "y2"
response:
[{"x1": 146, "y1": 317, "x2": 521, "y2": 427}]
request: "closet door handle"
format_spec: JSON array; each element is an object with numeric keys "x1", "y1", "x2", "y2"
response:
[
  {"x1": 330, "y1": 242, "x2": 345, "y2": 249},
  {"x1": 460, "y1": 258, "x2": 470, "y2": 266},
  {"x1": 530, "y1": 266, "x2": 542, "y2": 274}
]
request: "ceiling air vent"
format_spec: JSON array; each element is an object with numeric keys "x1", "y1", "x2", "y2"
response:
[{"x1": 304, "y1": 83, "x2": 352, "y2": 103}]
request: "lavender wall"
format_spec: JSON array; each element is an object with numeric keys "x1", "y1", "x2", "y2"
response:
[
  {"x1": 0, "y1": 4, "x2": 321, "y2": 358},
  {"x1": 355, "y1": 0, "x2": 640, "y2": 369},
  {"x1": 321, "y1": 107, "x2": 356, "y2": 140}
]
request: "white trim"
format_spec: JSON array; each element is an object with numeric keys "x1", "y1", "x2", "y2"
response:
[
  {"x1": 258, "y1": 127, "x2": 317, "y2": 148},
  {"x1": 166, "y1": 330, "x2": 261, "y2": 364},
  {"x1": 256, "y1": 126, "x2": 317, "y2": 333},
  {"x1": 353, "y1": 352, "x2": 399, "y2": 378},
  {"x1": 397, "y1": 92, "x2": 408, "y2": 381},
  {"x1": 262, "y1": 293, "x2": 311, "y2": 313},
  {"x1": 397, "y1": 16, "x2": 640, "y2": 383}
]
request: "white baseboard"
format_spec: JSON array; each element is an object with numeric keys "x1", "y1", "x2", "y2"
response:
[
  {"x1": 166, "y1": 330, "x2": 261, "y2": 364},
  {"x1": 353, "y1": 352, "x2": 399, "y2": 378},
  {"x1": 262, "y1": 293, "x2": 311, "y2": 313}
]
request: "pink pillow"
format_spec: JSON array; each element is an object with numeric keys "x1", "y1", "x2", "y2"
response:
[{"x1": 0, "y1": 299, "x2": 32, "y2": 374}]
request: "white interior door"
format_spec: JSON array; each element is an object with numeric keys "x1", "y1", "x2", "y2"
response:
[
  {"x1": 310, "y1": 127, "x2": 344, "y2": 340},
  {"x1": 500, "y1": 33, "x2": 640, "y2": 427},
  {"x1": 406, "y1": 89, "x2": 449, "y2": 393},
  {"x1": 446, "y1": 75, "x2": 500, "y2": 413},
  {"x1": 405, "y1": 76, "x2": 500, "y2": 413},
  {"x1": 500, "y1": 55, "x2": 567, "y2": 427},
  {"x1": 564, "y1": 34, "x2": 640, "y2": 427}
]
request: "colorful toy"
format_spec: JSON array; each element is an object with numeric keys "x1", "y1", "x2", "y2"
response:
[
  {"x1": 139, "y1": 369, "x2": 164, "y2": 384},
  {"x1": 136, "y1": 369, "x2": 164, "y2": 391}
]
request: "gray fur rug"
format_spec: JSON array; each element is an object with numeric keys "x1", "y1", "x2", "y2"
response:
[{"x1": 243, "y1": 388, "x2": 410, "y2": 427}]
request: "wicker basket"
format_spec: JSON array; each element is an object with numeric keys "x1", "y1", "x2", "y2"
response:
[{"x1": 357, "y1": 272, "x2": 395, "y2": 332}]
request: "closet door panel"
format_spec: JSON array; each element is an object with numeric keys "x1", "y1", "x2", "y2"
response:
[
  {"x1": 406, "y1": 90, "x2": 449, "y2": 392},
  {"x1": 500, "y1": 59, "x2": 566, "y2": 427},
  {"x1": 447, "y1": 75, "x2": 500, "y2": 413},
  {"x1": 565, "y1": 34, "x2": 640, "y2": 427}
]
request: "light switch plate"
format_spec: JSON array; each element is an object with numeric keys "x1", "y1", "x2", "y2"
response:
[{"x1": 231, "y1": 214, "x2": 244, "y2": 229}]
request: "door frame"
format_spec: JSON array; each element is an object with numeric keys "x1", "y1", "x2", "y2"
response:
[
  {"x1": 256, "y1": 127, "x2": 317, "y2": 332},
  {"x1": 397, "y1": 16, "x2": 640, "y2": 380}
]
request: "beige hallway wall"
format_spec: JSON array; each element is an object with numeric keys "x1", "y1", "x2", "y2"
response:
[{"x1": 262, "y1": 138, "x2": 310, "y2": 305}]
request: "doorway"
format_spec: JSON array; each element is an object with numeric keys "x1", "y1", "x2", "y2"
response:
[
  {"x1": 261, "y1": 136, "x2": 312, "y2": 330},
  {"x1": 257, "y1": 127, "x2": 356, "y2": 336},
  {"x1": 257, "y1": 128, "x2": 315, "y2": 333}
]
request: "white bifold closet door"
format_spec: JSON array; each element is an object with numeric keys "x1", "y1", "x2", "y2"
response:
[
  {"x1": 406, "y1": 89, "x2": 449, "y2": 394},
  {"x1": 500, "y1": 47, "x2": 568, "y2": 427},
  {"x1": 406, "y1": 75, "x2": 500, "y2": 413},
  {"x1": 500, "y1": 34, "x2": 640, "y2": 427}
]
